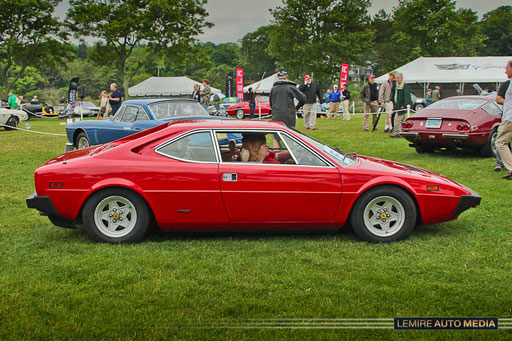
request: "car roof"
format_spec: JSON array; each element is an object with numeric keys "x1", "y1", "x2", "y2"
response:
[
  {"x1": 123, "y1": 98, "x2": 197, "y2": 106},
  {"x1": 443, "y1": 95, "x2": 495, "y2": 101},
  {"x1": 165, "y1": 118, "x2": 287, "y2": 130}
]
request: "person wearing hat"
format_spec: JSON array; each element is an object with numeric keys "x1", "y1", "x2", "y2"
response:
[
  {"x1": 359, "y1": 74, "x2": 379, "y2": 131},
  {"x1": 298, "y1": 74, "x2": 322, "y2": 129},
  {"x1": 269, "y1": 69, "x2": 306, "y2": 129},
  {"x1": 379, "y1": 71, "x2": 397, "y2": 132},
  {"x1": 340, "y1": 83, "x2": 351, "y2": 120}
]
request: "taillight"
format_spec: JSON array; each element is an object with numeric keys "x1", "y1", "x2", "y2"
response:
[
  {"x1": 463, "y1": 125, "x2": 469, "y2": 131},
  {"x1": 457, "y1": 124, "x2": 463, "y2": 131},
  {"x1": 402, "y1": 122, "x2": 413, "y2": 129},
  {"x1": 457, "y1": 124, "x2": 470, "y2": 131}
]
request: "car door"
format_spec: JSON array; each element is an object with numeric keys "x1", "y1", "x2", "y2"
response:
[
  {"x1": 218, "y1": 130, "x2": 342, "y2": 223},
  {"x1": 97, "y1": 105, "x2": 140, "y2": 144},
  {"x1": 148, "y1": 130, "x2": 228, "y2": 227}
]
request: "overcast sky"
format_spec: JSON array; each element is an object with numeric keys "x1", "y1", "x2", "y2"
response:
[{"x1": 56, "y1": 0, "x2": 511, "y2": 44}]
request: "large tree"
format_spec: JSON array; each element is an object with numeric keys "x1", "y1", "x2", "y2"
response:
[
  {"x1": 268, "y1": 0, "x2": 373, "y2": 82},
  {"x1": 0, "y1": 0, "x2": 70, "y2": 97},
  {"x1": 66, "y1": 0, "x2": 212, "y2": 97},
  {"x1": 239, "y1": 25, "x2": 277, "y2": 81},
  {"x1": 479, "y1": 6, "x2": 512, "y2": 56},
  {"x1": 382, "y1": 0, "x2": 484, "y2": 71}
]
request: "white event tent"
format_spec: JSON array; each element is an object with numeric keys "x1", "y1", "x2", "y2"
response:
[
  {"x1": 128, "y1": 76, "x2": 222, "y2": 97},
  {"x1": 243, "y1": 73, "x2": 281, "y2": 94},
  {"x1": 375, "y1": 56, "x2": 512, "y2": 95}
]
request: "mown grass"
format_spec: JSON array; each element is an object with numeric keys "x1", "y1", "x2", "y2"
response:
[{"x1": 1, "y1": 116, "x2": 511, "y2": 340}]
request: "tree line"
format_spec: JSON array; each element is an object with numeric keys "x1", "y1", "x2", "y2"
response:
[{"x1": 1, "y1": 0, "x2": 511, "y2": 103}]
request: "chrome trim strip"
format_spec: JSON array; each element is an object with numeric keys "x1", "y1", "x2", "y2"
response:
[{"x1": 442, "y1": 134, "x2": 470, "y2": 140}]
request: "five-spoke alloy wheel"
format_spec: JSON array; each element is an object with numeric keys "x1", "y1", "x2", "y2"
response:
[{"x1": 350, "y1": 186, "x2": 416, "y2": 242}]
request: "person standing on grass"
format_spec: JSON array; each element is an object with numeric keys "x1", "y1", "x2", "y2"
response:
[
  {"x1": 200, "y1": 79, "x2": 212, "y2": 111},
  {"x1": 269, "y1": 69, "x2": 306, "y2": 129},
  {"x1": 248, "y1": 82, "x2": 261, "y2": 119},
  {"x1": 360, "y1": 75, "x2": 379, "y2": 131},
  {"x1": 98, "y1": 90, "x2": 111, "y2": 119},
  {"x1": 108, "y1": 83, "x2": 122, "y2": 115},
  {"x1": 298, "y1": 74, "x2": 322, "y2": 130},
  {"x1": 340, "y1": 84, "x2": 351, "y2": 120},
  {"x1": 390, "y1": 72, "x2": 412, "y2": 138},
  {"x1": 496, "y1": 59, "x2": 512, "y2": 180},
  {"x1": 7, "y1": 92, "x2": 20, "y2": 109},
  {"x1": 327, "y1": 85, "x2": 341, "y2": 119},
  {"x1": 431, "y1": 85, "x2": 441, "y2": 103},
  {"x1": 379, "y1": 71, "x2": 396, "y2": 132}
]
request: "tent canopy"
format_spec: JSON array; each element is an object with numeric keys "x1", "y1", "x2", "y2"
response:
[
  {"x1": 243, "y1": 73, "x2": 281, "y2": 94},
  {"x1": 375, "y1": 56, "x2": 512, "y2": 84},
  {"x1": 128, "y1": 76, "x2": 221, "y2": 97}
]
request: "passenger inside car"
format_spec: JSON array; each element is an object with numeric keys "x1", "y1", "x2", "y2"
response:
[{"x1": 239, "y1": 133, "x2": 292, "y2": 163}]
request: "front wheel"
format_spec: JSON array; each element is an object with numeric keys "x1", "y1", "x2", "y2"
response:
[
  {"x1": 414, "y1": 144, "x2": 435, "y2": 154},
  {"x1": 4, "y1": 116, "x2": 18, "y2": 130},
  {"x1": 75, "y1": 131, "x2": 90, "y2": 149},
  {"x1": 82, "y1": 188, "x2": 150, "y2": 243},
  {"x1": 350, "y1": 186, "x2": 417, "y2": 243},
  {"x1": 236, "y1": 109, "x2": 245, "y2": 119}
]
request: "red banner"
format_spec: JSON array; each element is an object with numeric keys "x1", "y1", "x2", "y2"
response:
[
  {"x1": 340, "y1": 63, "x2": 349, "y2": 89},
  {"x1": 236, "y1": 67, "x2": 244, "y2": 99}
]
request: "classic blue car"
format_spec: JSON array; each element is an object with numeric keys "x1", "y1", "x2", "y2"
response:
[{"x1": 66, "y1": 98, "x2": 216, "y2": 150}]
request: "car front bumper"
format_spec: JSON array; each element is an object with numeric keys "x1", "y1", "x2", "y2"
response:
[{"x1": 453, "y1": 186, "x2": 482, "y2": 216}]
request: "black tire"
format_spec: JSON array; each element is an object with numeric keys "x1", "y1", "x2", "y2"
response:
[
  {"x1": 236, "y1": 109, "x2": 245, "y2": 119},
  {"x1": 414, "y1": 144, "x2": 435, "y2": 154},
  {"x1": 350, "y1": 186, "x2": 417, "y2": 243},
  {"x1": 82, "y1": 188, "x2": 150, "y2": 243},
  {"x1": 4, "y1": 116, "x2": 18, "y2": 131},
  {"x1": 480, "y1": 129, "x2": 497, "y2": 157},
  {"x1": 414, "y1": 104, "x2": 424, "y2": 112},
  {"x1": 75, "y1": 131, "x2": 90, "y2": 149}
]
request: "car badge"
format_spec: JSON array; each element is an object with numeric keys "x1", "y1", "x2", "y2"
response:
[
  {"x1": 448, "y1": 123, "x2": 452, "y2": 126},
  {"x1": 420, "y1": 122, "x2": 424, "y2": 127}
]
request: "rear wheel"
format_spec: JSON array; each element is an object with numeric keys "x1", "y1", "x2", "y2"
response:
[
  {"x1": 236, "y1": 109, "x2": 245, "y2": 119},
  {"x1": 82, "y1": 188, "x2": 150, "y2": 243},
  {"x1": 350, "y1": 186, "x2": 417, "y2": 243},
  {"x1": 414, "y1": 104, "x2": 425, "y2": 112},
  {"x1": 4, "y1": 116, "x2": 18, "y2": 130},
  {"x1": 480, "y1": 129, "x2": 497, "y2": 157},
  {"x1": 75, "y1": 131, "x2": 90, "y2": 149}
]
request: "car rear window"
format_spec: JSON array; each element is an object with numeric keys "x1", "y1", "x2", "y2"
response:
[
  {"x1": 149, "y1": 101, "x2": 209, "y2": 120},
  {"x1": 426, "y1": 98, "x2": 487, "y2": 111}
]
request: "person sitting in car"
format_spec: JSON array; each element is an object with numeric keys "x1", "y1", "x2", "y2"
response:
[{"x1": 239, "y1": 133, "x2": 290, "y2": 164}]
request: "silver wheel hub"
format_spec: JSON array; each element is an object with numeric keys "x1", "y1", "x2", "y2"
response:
[
  {"x1": 94, "y1": 196, "x2": 137, "y2": 238},
  {"x1": 78, "y1": 136, "x2": 90, "y2": 149},
  {"x1": 363, "y1": 196, "x2": 405, "y2": 237}
]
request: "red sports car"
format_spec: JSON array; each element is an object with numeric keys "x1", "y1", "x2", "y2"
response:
[
  {"x1": 400, "y1": 96, "x2": 502, "y2": 156},
  {"x1": 27, "y1": 119, "x2": 480, "y2": 244},
  {"x1": 226, "y1": 95, "x2": 271, "y2": 119}
]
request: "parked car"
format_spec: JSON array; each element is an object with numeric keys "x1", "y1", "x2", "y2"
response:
[
  {"x1": 73, "y1": 101, "x2": 100, "y2": 117},
  {"x1": 27, "y1": 119, "x2": 480, "y2": 244},
  {"x1": 65, "y1": 98, "x2": 213, "y2": 150},
  {"x1": 22, "y1": 101, "x2": 56, "y2": 117},
  {"x1": 411, "y1": 93, "x2": 428, "y2": 112},
  {"x1": 400, "y1": 96, "x2": 501, "y2": 156},
  {"x1": 226, "y1": 95, "x2": 271, "y2": 119},
  {"x1": 0, "y1": 107, "x2": 28, "y2": 130}
]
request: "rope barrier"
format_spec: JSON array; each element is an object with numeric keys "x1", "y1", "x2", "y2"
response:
[{"x1": 0, "y1": 123, "x2": 67, "y2": 136}]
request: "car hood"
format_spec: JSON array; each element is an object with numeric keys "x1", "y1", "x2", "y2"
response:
[
  {"x1": 352, "y1": 154, "x2": 461, "y2": 186},
  {"x1": 409, "y1": 109, "x2": 476, "y2": 120}
]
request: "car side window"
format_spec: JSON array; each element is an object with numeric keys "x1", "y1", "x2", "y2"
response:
[
  {"x1": 281, "y1": 134, "x2": 328, "y2": 166},
  {"x1": 136, "y1": 108, "x2": 149, "y2": 120},
  {"x1": 112, "y1": 106, "x2": 125, "y2": 122},
  {"x1": 156, "y1": 132, "x2": 217, "y2": 162},
  {"x1": 121, "y1": 106, "x2": 138, "y2": 123},
  {"x1": 482, "y1": 102, "x2": 503, "y2": 116}
]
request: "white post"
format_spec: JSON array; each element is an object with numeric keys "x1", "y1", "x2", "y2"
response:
[
  {"x1": 407, "y1": 104, "x2": 411, "y2": 118},
  {"x1": 258, "y1": 102, "x2": 261, "y2": 119}
]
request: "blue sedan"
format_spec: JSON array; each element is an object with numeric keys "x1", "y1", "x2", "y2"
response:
[{"x1": 66, "y1": 98, "x2": 216, "y2": 150}]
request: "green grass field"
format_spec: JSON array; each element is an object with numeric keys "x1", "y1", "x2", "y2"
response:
[{"x1": 1, "y1": 116, "x2": 511, "y2": 340}]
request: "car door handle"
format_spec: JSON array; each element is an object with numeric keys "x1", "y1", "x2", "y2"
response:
[{"x1": 222, "y1": 173, "x2": 238, "y2": 181}]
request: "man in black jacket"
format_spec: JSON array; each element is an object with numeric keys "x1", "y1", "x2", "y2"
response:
[
  {"x1": 298, "y1": 74, "x2": 322, "y2": 129},
  {"x1": 270, "y1": 69, "x2": 306, "y2": 129}
]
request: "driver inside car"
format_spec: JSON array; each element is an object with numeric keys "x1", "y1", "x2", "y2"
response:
[{"x1": 239, "y1": 133, "x2": 291, "y2": 164}]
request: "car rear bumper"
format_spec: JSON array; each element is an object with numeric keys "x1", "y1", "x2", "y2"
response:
[
  {"x1": 453, "y1": 186, "x2": 481, "y2": 216},
  {"x1": 442, "y1": 134, "x2": 469, "y2": 140}
]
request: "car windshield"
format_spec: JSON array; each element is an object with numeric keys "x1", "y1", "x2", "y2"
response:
[
  {"x1": 149, "y1": 100, "x2": 209, "y2": 120},
  {"x1": 78, "y1": 101, "x2": 96, "y2": 107},
  {"x1": 425, "y1": 98, "x2": 487, "y2": 110},
  {"x1": 291, "y1": 129, "x2": 355, "y2": 167}
]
